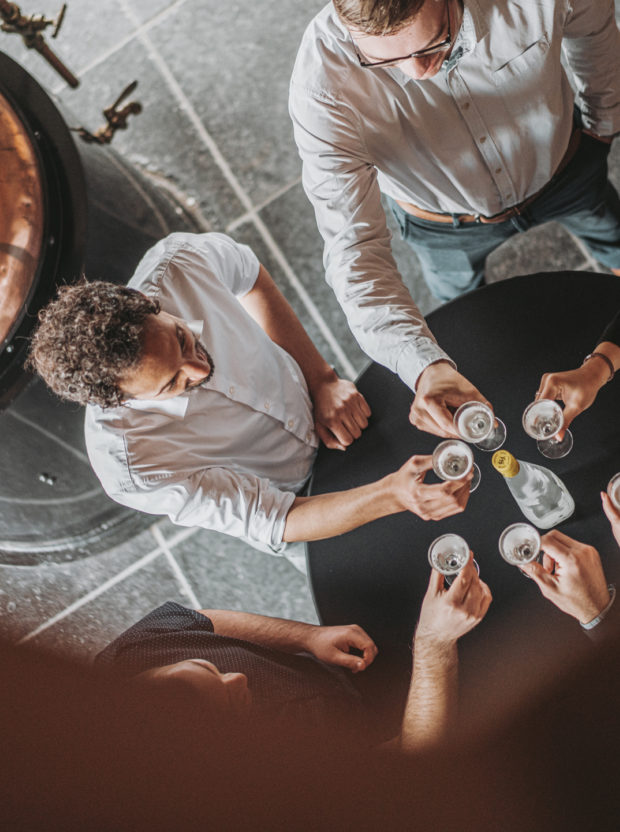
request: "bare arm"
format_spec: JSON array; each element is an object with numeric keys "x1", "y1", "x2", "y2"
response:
[
  {"x1": 283, "y1": 455, "x2": 471, "y2": 543},
  {"x1": 198, "y1": 609, "x2": 377, "y2": 672},
  {"x1": 240, "y1": 264, "x2": 370, "y2": 449},
  {"x1": 399, "y1": 557, "x2": 492, "y2": 751}
]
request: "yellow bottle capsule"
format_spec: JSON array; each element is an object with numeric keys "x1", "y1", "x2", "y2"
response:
[{"x1": 492, "y1": 450, "x2": 520, "y2": 478}]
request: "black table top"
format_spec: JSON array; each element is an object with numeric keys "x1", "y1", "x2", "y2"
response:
[{"x1": 307, "y1": 271, "x2": 620, "y2": 704}]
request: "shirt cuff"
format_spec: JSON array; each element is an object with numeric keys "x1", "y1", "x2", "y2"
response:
[
  {"x1": 581, "y1": 584, "x2": 617, "y2": 643},
  {"x1": 394, "y1": 340, "x2": 457, "y2": 393}
]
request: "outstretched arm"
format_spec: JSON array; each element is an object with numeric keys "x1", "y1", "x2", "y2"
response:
[
  {"x1": 399, "y1": 556, "x2": 492, "y2": 750},
  {"x1": 240, "y1": 264, "x2": 370, "y2": 450},
  {"x1": 199, "y1": 609, "x2": 377, "y2": 672},
  {"x1": 283, "y1": 454, "x2": 471, "y2": 542}
]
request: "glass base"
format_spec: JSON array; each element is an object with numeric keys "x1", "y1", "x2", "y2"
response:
[
  {"x1": 537, "y1": 429, "x2": 573, "y2": 459},
  {"x1": 475, "y1": 418, "x2": 507, "y2": 452},
  {"x1": 445, "y1": 558, "x2": 480, "y2": 586},
  {"x1": 519, "y1": 549, "x2": 544, "y2": 579}
]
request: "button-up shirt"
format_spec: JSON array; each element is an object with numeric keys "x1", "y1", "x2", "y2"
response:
[
  {"x1": 289, "y1": 0, "x2": 620, "y2": 391},
  {"x1": 84, "y1": 233, "x2": 318, "y2": 554}
]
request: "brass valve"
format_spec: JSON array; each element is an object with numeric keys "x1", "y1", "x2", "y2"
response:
[
  {"x1": 0, "y1": 1, "x2": 79, "y2": 87},
  {"x1": 74, "y1": 80, "x2": 143, "y2": 145}
]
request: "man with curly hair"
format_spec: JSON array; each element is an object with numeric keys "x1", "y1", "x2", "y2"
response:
[
  {"x1": 289, "y1": 0, "x2": 620, "y2": 439},
  {"x1": 30, "y1": 232, "x2": 470, "y2": 557}
]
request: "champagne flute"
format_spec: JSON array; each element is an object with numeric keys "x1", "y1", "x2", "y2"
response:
[
  {"x1": 498, "y1": 522, "x2": 542, "y2": 566},
  {"x1": 454, "y1": 400, "x2": 506, "y2": 452},
  {"x1": 432, "y1": 438, "x2": 480, "y2": 492},
  {"x1": 522, "y1": 399, "x2": 573, "y2": 459},
  {"x1": 607, "y1": 473, "x2": 620, "y2": 510},
  {"x1": 428, "y1": 533, "x2": 478, "y2": 585}
]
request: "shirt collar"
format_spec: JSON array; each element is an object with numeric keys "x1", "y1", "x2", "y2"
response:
[
  {"x1": 122, "y1": 318, "x2": 206, "y2": 420},
  {"x1": 389, "y1": 0, "x2": 484, "y2": 84}
]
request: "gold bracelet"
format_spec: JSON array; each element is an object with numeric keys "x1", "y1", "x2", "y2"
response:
[{"x1": 583, "y1": 352, "x2": 615, "y2": 383}]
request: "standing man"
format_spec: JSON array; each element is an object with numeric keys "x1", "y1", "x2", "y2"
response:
[{"x1": 289, "y1": 0, "x2": 620, "y2": 436}]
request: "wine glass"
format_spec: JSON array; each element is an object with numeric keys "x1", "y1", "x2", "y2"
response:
[
  {"x1": 428, "y1": 533, "x2": 478, "y2": 585},
  {"x1": 432, "y1": 438, "x2": 480, "y2": 492},
  {"x1": 607, "y1": 473, "x2": 620, "y2": 510},
  {"x1": 522, "y1": 399, "x2": 573, "y2": 459},
  {"x1": 454, "y1": 400, "x2": 506, "y2": 452},
  {"x1": 498, "y1": 522, "x2": 542, "y2": 566}
]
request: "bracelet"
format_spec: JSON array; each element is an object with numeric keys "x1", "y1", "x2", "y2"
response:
[
  {"x1": 583, "y1": 352, "x2": 615, "y2": 383},
  {"x1": 581, "y1": 584, "x2": 616, "y2": 630}
]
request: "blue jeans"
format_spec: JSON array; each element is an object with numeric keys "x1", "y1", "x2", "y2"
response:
[{"x1": 389, "y1": 134, "x2": 620, "y2": 302}]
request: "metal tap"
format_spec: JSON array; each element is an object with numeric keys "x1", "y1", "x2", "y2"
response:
[
  {"x1": 74, "y1": 80, "x2": 143, "y2": 145},
  {"x1": 0, "y1": 1, "x2": 79, "y2": 87}
]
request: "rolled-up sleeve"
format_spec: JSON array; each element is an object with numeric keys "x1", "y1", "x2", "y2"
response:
[
  {"x1": 110, "y1": 467, "x2": 296, "y2": 556},
  {"x1": 289, "y1": 84, "x2": 453, "y2": 392},
  {"x1": 562, "y1": 0, "x2": 620, "y2": 136}
]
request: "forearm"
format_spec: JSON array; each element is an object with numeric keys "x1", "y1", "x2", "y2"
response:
[
  {"x1": 399, "y1": 636, "x2": 458, "y2": 752},
  {"x1": 283, "y1": 476, "x2": 399, "y2": 542},
  {"x1": 199, "y1": 608, "x2": 317, "y2": 653},
  {"x1": 239, "y1": 265, "x2": 334, "y2": 393}
]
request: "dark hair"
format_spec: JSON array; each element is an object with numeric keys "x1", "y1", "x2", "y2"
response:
[
  {"x1": 27, "y1": 280, "x2": 160, "y2": 408},
  {"x1": 333, "y1": 0, "x2": 425, "y2": 34}
]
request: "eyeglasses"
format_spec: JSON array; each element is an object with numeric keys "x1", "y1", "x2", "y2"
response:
[{"x1": 352, "y1": 0, "x2": 452, "y2": 69}]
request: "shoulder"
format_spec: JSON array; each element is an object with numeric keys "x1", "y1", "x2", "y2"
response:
[
  {"x1": 290, "y1": 4, "x2": 357, "y2": 105},
  {"x1": 129, "y1": 232, "x2": 254, "y2": 293}
]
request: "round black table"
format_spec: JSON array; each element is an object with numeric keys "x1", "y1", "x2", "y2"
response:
[{"x1": 307, "y1": 272, "x2": 620, "y2": 711}]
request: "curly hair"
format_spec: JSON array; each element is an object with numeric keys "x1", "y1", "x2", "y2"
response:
[
  {"x1": 27, "y1": 280, "x2": 160, "y2": 408},
  {"x1": 333, "y1": 0, "x2": 425, "y2": 34}
]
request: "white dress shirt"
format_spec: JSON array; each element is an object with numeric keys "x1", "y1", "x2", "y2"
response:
[
  {"x1": 84, "y1": 233, "x2": 318, "y2": 555},
  {"x1": 289, "y1": 0, "x2": 620, "y2": 391}
]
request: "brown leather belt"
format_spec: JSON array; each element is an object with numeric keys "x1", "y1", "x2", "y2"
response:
[{"x1": 396, "y1": 128, "x2": 582, "y2": 225}]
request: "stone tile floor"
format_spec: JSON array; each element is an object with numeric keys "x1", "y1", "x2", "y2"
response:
[{"x1": 1, "y1": 0, "x2": 619, "y2": 662}]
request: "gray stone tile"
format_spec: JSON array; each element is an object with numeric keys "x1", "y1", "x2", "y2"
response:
[
  {"x1": 57, "y1": 39, "x2": 244, "y2": 231},
  {"x1": 171, "y1": 528, "x2": 318, "y2": 624},
  {"x1": 231, "y1": 215, "x2": 366, "y2": 378},
  {"x1": 0, "y1": 526, "x2": 159, "y2": 644},
  {"x1": 485, "y1": 222, "x2": 589, "y2": 283},
  {"x1": 125, "y1": 0, "x2": 176, "y2": 24},
  {"x1": 26, "y1": 555, "x2": 186, "y2": 660},
  {"x1": 0, "y1": 0, "x2": 129, "y2": 88},
  {"x1": 147, "y1": 0, "x2": 325, "y2": 204}
]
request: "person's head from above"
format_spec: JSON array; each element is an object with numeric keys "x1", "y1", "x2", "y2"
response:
[
  {"x1": 135, "y1": 658, "x2": 252, "y2": 717},
  {"x1": 28, "y1": 280, "x2": 214, "y2": 408},
  {"x1": 335, "y1": 0, "x2": 458, "y2": 80}
]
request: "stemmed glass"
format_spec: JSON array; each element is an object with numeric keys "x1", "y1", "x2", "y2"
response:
[
  {"x1": 454, "y1": 401, "x2": 506, "y2": 452},
  {"x1": 498, "y1": 522, "x2": 542, "y2": 567},
  {"x1": 522, "y1": 399, "x2": 573, "y2": 459},
  {"x1": 428, "y1": 533, "x2": 478, "y2": 585},
  {"x1": 607, "y1": 473, "x2": 620, "y2": 510},
  {"x1": 432, "y1": 438, "x2": 480, "y2": 492}
]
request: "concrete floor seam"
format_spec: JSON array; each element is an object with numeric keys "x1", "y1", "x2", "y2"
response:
[
  {"x1": 153, "y1": 525, "x2": 202, "y2": 609},
  {"x1": 17, "y1": 547, "x2": 167, "y2": 645},
  {"x1": 115, "y1": 0, "x2": 357, "y2": 378}
]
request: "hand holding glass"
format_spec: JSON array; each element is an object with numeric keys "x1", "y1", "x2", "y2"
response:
[
  {"x1": 428, "y1": 533, "x2": 478, "y2": 584},
  {"x1": 498, "y1": 522, "x2": 542, "y2": 566},
  {"x1": 454, "y1": 401, "x2": 506, "y2": 451},
  {"x1": 432, "y1": 438, "x2": 480, "y2": 492},
  {"x1": 522, "y1": 399, "x2": 573, "y2": 459}
]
